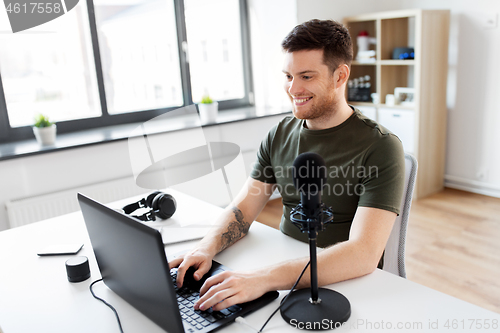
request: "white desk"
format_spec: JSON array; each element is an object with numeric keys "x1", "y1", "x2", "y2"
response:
[{"x1": 1, "y1": 190, "x2": 499, "y2": 333}]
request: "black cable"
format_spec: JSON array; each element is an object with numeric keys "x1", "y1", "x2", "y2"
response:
[
  {"x1": 258, "y1": 260, "x2": 311, "y2": 333},
  {"x1": 89, "y1": 279, "x2": 124, "y2": 333},
  {"x1": 89, "y1": 261, "x2": 310, "y2": 333}
]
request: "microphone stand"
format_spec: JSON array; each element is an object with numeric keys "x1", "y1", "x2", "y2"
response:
[{"x1": 280, "y1": 196, "x2": 351, "y2": 330}]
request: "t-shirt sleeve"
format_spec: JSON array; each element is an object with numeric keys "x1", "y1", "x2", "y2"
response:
[
  {"x1": 250, "y1": 124, "x2": 278, "y2": 184},
  {"x1": 357, "y1": 134, "x2": 405, "y2": 215}
]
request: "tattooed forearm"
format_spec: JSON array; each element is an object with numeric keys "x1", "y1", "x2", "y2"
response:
[{"x1": 219, "y1": 207, "x2": 250, "y2": 252}]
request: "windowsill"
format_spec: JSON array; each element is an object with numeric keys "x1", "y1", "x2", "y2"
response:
[{"x1": 0, "y1": 106, "x2": 292, "y2": 161}]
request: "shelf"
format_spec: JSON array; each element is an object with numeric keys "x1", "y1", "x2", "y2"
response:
[
  {"x1": 344, "y1": 9, "x2": 450, "y2": 199},
  {"x1": 351, "y1": 102, "x2": 415, "y2": 110},
  {"x1": 345, "y1": 20, "x2": 377, "y2": 63},
  {"x1": 380, "y1": 66, "x2": 413, "y2": 101},
  {"x1": 380, "y1": 16, "x2": 413, "y2": 60},
  {"x1": 349, "y1": 65, "x2": 377, "y2": 101},
  {"x1": 352, "y1": 60, "x2": 416, "y2": 66},
  {"x1": 352, "y1": 61, "x2": 377, "y2": 66},
  {"x1": 378, "y1": 103, "x2": 415, "y2": 110},
  {"x1": 380, "y1": 60, "x2": 415, "y2": 65},
  {"x1": 350, "y1": 102, "x2": 376, "y2": 107}
]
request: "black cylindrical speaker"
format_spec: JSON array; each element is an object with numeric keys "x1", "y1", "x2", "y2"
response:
[{"x1": 65, "y1": 256, "x2": 91, "y2": 282}]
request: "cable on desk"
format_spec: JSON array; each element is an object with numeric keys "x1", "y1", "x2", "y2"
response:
[
  {"x1": 89, "y1": 262, "x2": 310, "y2": 333},
  {"x1": 89, "y1": 279, "x2": 124, "y2": 333},
  {"x1": 255, "y1": 260, "x2": 311, "y2": 333}
]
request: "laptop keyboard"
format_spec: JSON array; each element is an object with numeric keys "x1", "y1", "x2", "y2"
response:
[{"x1": 170, "y1": 269, "x2": 242, "y2": 331}]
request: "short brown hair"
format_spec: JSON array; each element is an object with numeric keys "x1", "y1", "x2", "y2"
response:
[{"x1": 281, "y1": 19, "x2": 353, "y2": 73}]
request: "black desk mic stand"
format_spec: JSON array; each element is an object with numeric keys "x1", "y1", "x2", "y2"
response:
[{"x1": 280, "y1": 199, "x2": 351, "y2": 330}]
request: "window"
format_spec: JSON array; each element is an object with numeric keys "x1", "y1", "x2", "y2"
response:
[
  {"x1": 0, "y1": 3, "x2": 100, "y2": 128},
  {"x1": 0, "y1": 0, "x2": 253, "y2": 143},
  {"x1": 184, "y1": 0, "x2": 245, "y2": 103},
  {"x1": 94, "y1": 0, "x2": 183, "y2": 114}
]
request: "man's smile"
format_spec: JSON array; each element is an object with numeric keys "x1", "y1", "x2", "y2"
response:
[{"x1": 293, "y1": 96, "x2": 313, "y2": 105}]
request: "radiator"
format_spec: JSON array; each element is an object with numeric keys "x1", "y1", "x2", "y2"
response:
[{"x1": 5, "y1": 177, "x2": 149, "y2": 228}]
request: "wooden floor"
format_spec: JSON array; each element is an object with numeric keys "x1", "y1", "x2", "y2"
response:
[{"x1": 256, "y1": 188, "x2": 500, "y2": 314}]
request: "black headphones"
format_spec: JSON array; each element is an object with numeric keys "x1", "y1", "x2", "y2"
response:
[{"x1": 122, "y1": 191, "x2": 176, "y2": 222}]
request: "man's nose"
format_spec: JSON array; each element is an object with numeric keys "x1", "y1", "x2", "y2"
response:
[{"x1": 287, "y1": 79, "x2": 303, "y2": 96}]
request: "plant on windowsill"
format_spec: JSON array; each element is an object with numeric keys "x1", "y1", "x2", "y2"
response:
[
  {"x1": 33, "y1": 114, "x2": 57, "y2": 146},
  {"x1": 197, "y1": 95, "x2": 218, "y2": 124}
]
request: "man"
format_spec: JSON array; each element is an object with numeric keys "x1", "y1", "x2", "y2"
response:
[{"x1": 170, "y1": 19, "x2": 404, "y2": 312}]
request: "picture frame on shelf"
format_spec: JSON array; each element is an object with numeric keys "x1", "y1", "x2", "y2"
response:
[{"x1": 394, "y1": 87, "x2": 415, "y2": 106}]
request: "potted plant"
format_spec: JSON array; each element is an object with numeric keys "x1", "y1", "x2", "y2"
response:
[
  {"x1": 197, "y1": 95, "x2": 218, "y2": 123},
  {"x1": 33, "y1": 114, "x2": 57, "y2": 146}
]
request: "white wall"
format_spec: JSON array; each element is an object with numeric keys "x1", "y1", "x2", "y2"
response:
[
  {"x1": 297, "y1": 0, "x2": 500, "y2": 197},
  {"x1": 296, "y1": 0, "x2": 402, "y2": 21},
  {"x1": 0, "y1": 140, "x2": 134, "y2": 231}
]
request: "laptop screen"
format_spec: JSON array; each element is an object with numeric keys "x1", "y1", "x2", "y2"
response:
[{"x1": 78, "y1": 193, "x2": 184, "y2": 333}]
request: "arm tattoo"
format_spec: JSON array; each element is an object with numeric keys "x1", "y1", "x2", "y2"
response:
[{"x1": 219, "y1": 207, "x2": 250, "y2": 252}]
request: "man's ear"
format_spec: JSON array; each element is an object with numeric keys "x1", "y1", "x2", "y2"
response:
[{"x1": 335, "y1": 64, "x2": 350, "y2": 88}]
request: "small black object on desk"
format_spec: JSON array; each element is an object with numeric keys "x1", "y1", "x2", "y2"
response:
[{"x1": 66, "y1": 256, "x2": 91, "y2": 283}]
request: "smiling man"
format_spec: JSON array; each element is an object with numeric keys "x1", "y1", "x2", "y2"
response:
[
  {"x1": 282, "y1": 49, "x2": 352, "y2": 130},
  {"x1": 170, "y1": 19, "x2": 405, "y2": 313}
]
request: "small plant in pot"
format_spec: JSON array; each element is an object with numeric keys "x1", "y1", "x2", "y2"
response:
[
  {"x1": 33, "y1": 114, "x2": 57, "y2": 146},
  {"x1": 198, "y1": 95, "x2": 218, "y2": 123}
]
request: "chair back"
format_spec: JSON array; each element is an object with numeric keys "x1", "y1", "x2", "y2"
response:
[{"x1": 383, "y1": 153, "x2": 418, "y2": 278}]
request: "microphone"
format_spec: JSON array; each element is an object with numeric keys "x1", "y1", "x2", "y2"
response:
[
  {"x1": 289, "y1": 152, "x2": 333, "y2": 238},
  {"x1": 292, "y1": 152, "x2": 327, "y2": 219},
  {"x1": 280, "y1": 152, "x2": 351, "y2": 331}
]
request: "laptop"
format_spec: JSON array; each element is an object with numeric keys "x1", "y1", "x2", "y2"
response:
[{"x1": 77, "y1": 193, "x2": 278, "y2": 333}]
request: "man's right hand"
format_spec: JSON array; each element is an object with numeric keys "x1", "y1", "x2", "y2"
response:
[
  {"x1": 169, "y1": 248, "x2": 214, "y2": 288},
  {"x1": 169, "y1": 178, "x2": 275, "y2": 288}
]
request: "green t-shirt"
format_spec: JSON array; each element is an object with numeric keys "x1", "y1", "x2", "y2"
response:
[{"x1": 251, "y1": 108, "x2": 405, "y2": 249}]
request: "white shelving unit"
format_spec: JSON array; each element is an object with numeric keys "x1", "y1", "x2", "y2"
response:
[{"x1": 344, "y1": 9, "x2": 450, "y2": 199}]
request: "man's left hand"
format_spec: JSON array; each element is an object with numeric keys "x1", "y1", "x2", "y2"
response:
[{"x1": 194, "y1": 270, "x2": 270, "y2": 311}]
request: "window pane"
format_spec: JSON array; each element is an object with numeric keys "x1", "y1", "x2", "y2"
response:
[
  {"x1": 184, "y1": 0, "x2": 245, "y2": 103},
  {"x1": 248, "y1": 0, "x2": 297, "y2": 113},
  {"x1": 94, "y1": 0, "x2": 183, "y2": 114},
  {"x1": 0, "y1": 2, "x2": 101, "y2": 128}
]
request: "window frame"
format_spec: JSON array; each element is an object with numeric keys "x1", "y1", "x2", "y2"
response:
[{"x1": 0, "y1": 0, "x2": 253, "y2": 144}]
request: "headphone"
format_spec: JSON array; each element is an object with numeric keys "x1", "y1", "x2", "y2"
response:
[{"x1": 122, "y1": 191, "x2": 176, "y2": 222}]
